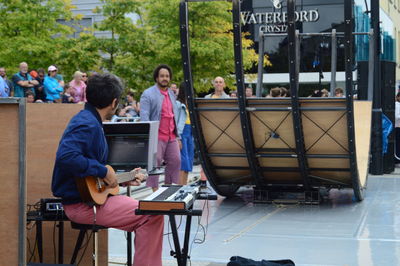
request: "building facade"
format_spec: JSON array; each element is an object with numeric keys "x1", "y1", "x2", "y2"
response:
[
  {"x1": 242, "y1": 0, "x2": 396, "y2": 96},
  {"x1": 380, "y1": 0, "x2": 400, "y2": 89},
  {"x1": 58, "y1": 0, "x2": 110, "y2": 38}
]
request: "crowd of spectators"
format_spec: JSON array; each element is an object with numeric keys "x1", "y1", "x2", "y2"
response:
[
  {"x1": 228, "y1": 86, "x2": 344, "y2": 99},
  {"x1": 0, "y1": 61, "x2": 347, "y2": 124},
  {"x1": 0, "y1": 62, "x2": 88, "y2": 104}
]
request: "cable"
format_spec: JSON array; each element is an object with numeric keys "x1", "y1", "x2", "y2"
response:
[
  {"x1": 27, "y1": 222, "x2": 38, "y2": 262},
  {"x1": 165, "y1": 215, "x2": 184, "y2": 258},
  {"x1": 52, "y1": 221, "x2": 57, "y2": 263},
  {"x1": 27, "y1": 235, "x2": 37, "y2": 263},
  {"x1": 188, "y1": 196, "x2": 210, "y2": 257},
  {"x1": 26, "y1": 200, "x2": 41, "y2": 263},
  {"x1": 164, "y1": 215, "x2": 183, "y2": 237},
  {"x1": 165, "y1": 216, "x2": 173, "y2": 252},
  {"x1": 77, "y1": 231, "x2": 93, "y2": 266}
]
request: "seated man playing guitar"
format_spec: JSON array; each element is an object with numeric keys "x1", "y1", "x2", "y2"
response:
[{"x1": 51, "y1": 73, "x2": 163, "y2": 266}]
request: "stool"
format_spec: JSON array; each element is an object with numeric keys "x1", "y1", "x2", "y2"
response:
[{"x1": 70, "y1": 222, "x2": 108, "y2": 266}]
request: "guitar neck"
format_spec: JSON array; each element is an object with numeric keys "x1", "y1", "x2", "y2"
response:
[
  {"x1": 115, "y1": 169, "x2": 147, "y2": 184},
  {"x1": 116, "y1": 172, "x2": 135, "y2": 183}
]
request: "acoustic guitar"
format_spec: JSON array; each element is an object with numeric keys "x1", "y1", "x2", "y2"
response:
[{"x1": 76, "y1": 165, "x2": 147, "y2": 205}]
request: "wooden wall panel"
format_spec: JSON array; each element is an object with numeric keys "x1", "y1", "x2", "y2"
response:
[
  {"x1": 354, "y1": 101, "x2": 372, "y2": 187},
  {"x1": 195, "y1": 98, "x2": 371, "y2": 190},
  {"x1": 0, "y1": 104, "x2": 20, "y2": 266},
  {"x1": 25, "y1": 103, "x2": 108, "y2": 265}
]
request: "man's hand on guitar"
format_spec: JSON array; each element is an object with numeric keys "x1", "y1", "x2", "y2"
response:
[
  {"x1": 104, "y1": 165, "x2": 118, "y2": 188},
  {"x1": 121, "y1": 168, "x2": 147, "y2": 187}
]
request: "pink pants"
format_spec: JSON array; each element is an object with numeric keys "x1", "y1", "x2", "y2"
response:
[
  {"x1": 63, "y1": 195, "x2": 164, "y2": 266},
  {"x1": 146, "y1": 139, "x2": 180, "y2": 188}
]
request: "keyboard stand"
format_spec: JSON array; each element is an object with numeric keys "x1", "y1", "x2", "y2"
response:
[{"x1": 135, "y1": 208, "x2": 202, "y2": 266}]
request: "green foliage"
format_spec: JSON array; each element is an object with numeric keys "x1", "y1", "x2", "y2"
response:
[
  {"x1": 0, "y1": 0, "x2": 261, "y2": 94},
  {"x1": 93, "y1": 0, "x2": 143, "y2": 71},
  {"x1": 0, "y1": 0, "x2": 76, "y2": 73},
  {"x1": 55, "y1": 34, "x2": 102, "y2": 80},
  {"x1": 143, "y1": 0, "x2": 259, "y2": 93}
]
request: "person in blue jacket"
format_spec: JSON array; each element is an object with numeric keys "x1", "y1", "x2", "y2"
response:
[
  {"x1": 0, "y1": 76, "x2": 9, "y2": 97},
  {"x1": 175, "y1": 82, "x2": 194, "y2": 185},
  {"x1": 43, "y1": 65, "x2": 63, "y2": 102},
  {"x1": 51, "y1": 73, "x2": 164, "y2": 266}
]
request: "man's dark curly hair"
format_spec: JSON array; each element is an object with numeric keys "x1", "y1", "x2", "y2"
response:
[
  {"x1": 153, "y1": 64, "x2": 173, "y2": 82},
  {"x1": 86, "y1": 73, "x2": 123, "y2": 109}
]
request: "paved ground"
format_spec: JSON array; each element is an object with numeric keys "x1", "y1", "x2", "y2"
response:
[{"x1": 109, "y1": 166, "x2": 400, "y2": 266}]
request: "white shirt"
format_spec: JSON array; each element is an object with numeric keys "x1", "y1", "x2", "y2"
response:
[{"x1": 395, "y1": 101, "x2": 400, "y2": 128}]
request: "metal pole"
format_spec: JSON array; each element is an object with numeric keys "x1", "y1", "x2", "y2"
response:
[
  {"x1": 232, "y1": 0, "x2": 263, "y2": 187},
  {"x1": 295, "y1": 29, "x2": 300, "y2": 87},
  {"x1": 179, "y1": 0, "x2": 220, "y2": 192},
  {"x1": 330, "y1": 29, "x2": 337, "y2": 96},
  {"x1": 370, "y1": 0, "x2": 383, "y2": 174},
  {"x1": 256, "y1": 31, "x2": 265, "y2": 97},
  {"x1": 126, "y1": 185, "x2": 132, "y2": 266},
  {"x1": 288, "y1": 0, "x2": 310, "y2": 190},
  {"x1": 367, "y1": 29, "x2": 375, "y2": 101},
  {"x1": 18, "y1": 98, "x2": 26, "y2": 266},
  {"x1": 58, "y1": 222, "x2": 64, "y2": 263},
  {"x1": 344, "y1": 0, "x2": 363, "y2": 200}
]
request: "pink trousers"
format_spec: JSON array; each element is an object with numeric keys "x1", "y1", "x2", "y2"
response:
[
  {"x1": 63, "y1": 195, "x2": 164, "y2": 266},
  {"x1": 146, "y1": 139, "x2": 181, "y2": 188}
]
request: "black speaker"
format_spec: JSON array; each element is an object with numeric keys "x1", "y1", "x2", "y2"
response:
[
  {"x1": 381, "y1": 61, "x2": 396, "y2": 174},
  {"x1": 357, "y1": 61, "x2": 369, "y2": 100},
  {"x1": 357, "y1": 60, "x2": 396, "y2": 174}
]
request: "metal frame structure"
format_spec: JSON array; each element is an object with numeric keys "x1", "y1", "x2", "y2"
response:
[
  {"x1": 287, "y1": 0, "x2": 310, "y2": 190},
  {"x1": 179, "y1": 0, "x2": 222, "y2": 193},
  {"x1": 0, "y1": 98, "x2": 27, "y2": 266},
  {"x1": 179, "y1": 0, "x2": 375, "y2": 201},
  {"x1": 343, "y1": 0, "x2": 362, "y2": 200},
  {"x1": 370, "y1": 0, "x2": 383, "y2": 175},
  {"x1": 232, "y1": 0, "x2": 264, "y2": 188}
]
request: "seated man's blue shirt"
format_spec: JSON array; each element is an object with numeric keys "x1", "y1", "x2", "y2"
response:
[{"x1": 52, "y1": 103, "x2": 108, "y2": 204}]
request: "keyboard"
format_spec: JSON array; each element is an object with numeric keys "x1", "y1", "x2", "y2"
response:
[{"x1": 138, "y1": 185, "x2": 200, "y2": 211}]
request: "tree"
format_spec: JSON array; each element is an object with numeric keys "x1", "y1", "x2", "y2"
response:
[
  {"x1": 143, "y1": 0, "x2": 261, "y2": 93},
  {"x1": 0, "y1": 0, "x2": 76, "y2": 72},
  {"x1": 93, "y1": 0, "x2": 143, "y2": 72},
  {"x1": 55, "y1": 33, "x2": 102, "y2": 79}
]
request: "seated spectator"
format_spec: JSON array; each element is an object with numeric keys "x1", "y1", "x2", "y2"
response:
[
  {"x1": 170, "y1": 83, "x2": 179, "y2": 98},
  {"x1": 0, "y1": 67, "x2": 14, "y2": 96},
  {"x1": 69, "y1": 71, "x2": 87, "y2": 103},
  {"x1": 280, "y1": 87, "x2": 290, "y2": 97},
  {"x1": 12, "y1": 62, "x2": 38, "y2": 97},
  {"x1": 26, "y1": 91, "x2": 35, "y2": 103},
  {"x1": 29, "y1": 70, "x2": 38, "y2": 79},
  {"x1": 230, "y1": 90, "x2": 237, "y2": 97},
  {"x1": 310, "y1": 90, "x2": 322, "y2": 97},
  {"x1": 34, "y1": 68, "x2": 47, "y2": 102},
  {"x1": 0, "y1": 76, "x2": 9, "y2": 97},
  {"x1": 51, "y1": 64, "x2": 65, "y2": 88},
  {"x1": 205, "y1": 76, "x2": 230, "y2": 98},
  {"x1": 62, "y1": 84, "x2": 75, "y2": 104},
  {"x1": 125, "y1": 92, "x2": 140, "y2": 117},
  {"x1": 321, "y1": 89, "x2": 329, "y2": 97},
  {"x1": 335, "y1": 87, "x2": 344, "y2": 97},
  {"x1": 81, "y1": 72, "x2": 88, "y2": 85},
  {"x1": 44, "y1": 65, "x2": 63, "y2": 103},
  {"x1": 245, "y1": 87, "x2": 255, "y2": 98},
  {"x1": 268, "y1": 87, "x2": 281, "y2": 98},
  {"x1": 111, "y1": 105, "x2": 132, "y2": 122}
]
